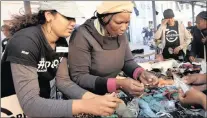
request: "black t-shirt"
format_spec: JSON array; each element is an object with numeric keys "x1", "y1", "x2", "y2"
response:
[
  {"x1": 1, "y1": 25, "x2": 68, "y2": 98},
  {"x1": 1, "y1": 37, "x2": 9, "y2": 52},
  {"x1": 163, "y1": 21, "x2": 185, "y2": 61},
  {"x1": 165, "y1": 21, "x2": 180, "y2": 48}
]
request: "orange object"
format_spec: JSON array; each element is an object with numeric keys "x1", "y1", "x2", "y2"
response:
[{"x1": 158, "y1": 78, "x2": 174, "y2": 87}]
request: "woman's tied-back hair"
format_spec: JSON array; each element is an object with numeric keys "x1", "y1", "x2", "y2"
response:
[
  {"x1": 9, "y1": 10, "x2": 57, "y2": 35},
  {"x1": 91, "y1": 11, "x2": 119, "y2": 26}
]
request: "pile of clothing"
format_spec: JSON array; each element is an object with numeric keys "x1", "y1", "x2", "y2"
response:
[
  {"x1": 116, "y1": 86, "x2": 206, "y2": 118},
  {"x1": 74, "y1": 85, "x2": 206, "y2": 118}
]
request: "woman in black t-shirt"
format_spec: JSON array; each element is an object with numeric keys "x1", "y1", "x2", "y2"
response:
[{"x1": 1, "y1": 1, "x2": 121, "y2": 117}]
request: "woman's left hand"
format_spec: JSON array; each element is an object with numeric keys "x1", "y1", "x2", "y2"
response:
[
  {"x1": 139, "y1": 71, "x2": 159, "y2": 86},
  {"x1": 174, "y1": 46, "x2": 181, "y2": 54},
  {"x1": 201, "y1": 37, "x2": 206, "y2": 44}
]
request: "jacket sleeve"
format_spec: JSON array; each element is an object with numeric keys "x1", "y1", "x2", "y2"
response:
[
  {"x1": 154, "y1": 25, "x2": 165, "y2": 40},
  {"x1": 179, "y1": 23, "x2": 192, "y2": 50}
]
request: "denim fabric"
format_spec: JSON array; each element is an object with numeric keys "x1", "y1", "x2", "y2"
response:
[
  {"x1": 138, "y1": 99, "x2": 158, "y2": 117},
  {"x1": 137, "y1": 86, "x2": 178, "y2": 117}
]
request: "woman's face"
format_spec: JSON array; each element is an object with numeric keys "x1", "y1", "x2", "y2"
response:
[
  {"x1": 196, "y1": 16, "x2": 207, "y2": 30},
  {"x1": 104, "y1": 12, "x2": 131, "y2": 37},
  {"x1": 46, "y1": 12, "x2": 76, "y2": 37}
]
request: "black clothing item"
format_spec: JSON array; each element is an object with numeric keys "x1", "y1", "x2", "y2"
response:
[
  {"x1": 165, "y1": 21, "x2": 180, "y2": 48},
  {"x1": 163, "y1": 21, "x2": 185, "y2": 61},
  {"x1": 131, "y1": 49, "x2": 144, "y2": 54},
  {"x1": 190, "y1": 27, "x2": 207, "y2": 61},
  {"x1": 1, "y1": 25, "x2": 68, "y2": 98},
  {"x1": 169, "y1": 102, "x2": 206, "y2": 118},
  {"x1": 163, "y1": 48, "x2": 185, "y2": 61}
]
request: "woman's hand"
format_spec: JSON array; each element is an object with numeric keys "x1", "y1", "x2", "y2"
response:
[
  {"x1": 162, "y1": 19, "x2": 169, "y2": 25},
  {"x1": 82, "y1": 93, "x2": 122, "y2": 116},
  {"x1": 139, "y1": 71, "x2": 159, "y2": 86},
  {"x1": 178, "y1": 88, "x2": 206, "y2": 110},
  {"x1": 174, "y1": 46, "x2": 182, "y2": 54},
  {"x1": 189, "y1": 56, "x2": 195, "y2": 62},
  {"x1": 182, "y1": 74, "x2": 207, "y2": 91},
  {"x1": 116, "y1": 78, "x2": 144, "y2": 97}
]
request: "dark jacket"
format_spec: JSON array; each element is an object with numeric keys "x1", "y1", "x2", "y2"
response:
[{"x1": 190, "y1": 27, "x2": 207, "y2": 61}]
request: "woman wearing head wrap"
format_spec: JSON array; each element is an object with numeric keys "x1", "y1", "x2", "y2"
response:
[
  {"x1": 69, "y1": 1, "x2": 158, "y2": 96},
  {"x1": 1, "y1": 1, "x2": 121, "y2": 117}
]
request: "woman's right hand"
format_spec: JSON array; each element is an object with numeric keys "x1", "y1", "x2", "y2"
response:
[
  {"x1": 189, "y1": 56, "x2": 195, "y2": 62},
  {"x1": 161, "y1": 19, "x2": 169, "y2": 25},
  {"x1": 83, "y1": 93, "x2": 121, "y2": 116},
  {"x1": 116, "y1": 78, "x2": 144, "y2": 97}
]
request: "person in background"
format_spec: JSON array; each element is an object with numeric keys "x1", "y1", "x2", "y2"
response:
[
  {"x1": 1, "y1": 1, "x2": 121, "y2": 117},
  {"x1": 69, "y1": 1, "x2": 158, "y2": 97},
  {"x1": 178, "y1": 74, "x2": 206, "y2": 110},
  {"x1": 1, "y1": 24, "x2": 11, "y2": 52},
  {"x1": 186, "y1": 21, "x2": 195, "y2": 35},
  {"x1": 154, "y1": 9, "x2": 192, "y2": 61},
  {"x1": 148, "y1": 21, "x2": 154, "y2": 40},
  {"x1": 142, "y1": 27, "x2": 150, "y2": 45},
  {"x1": 189, "y1": 11, "x2": 207, "y2": 62}
]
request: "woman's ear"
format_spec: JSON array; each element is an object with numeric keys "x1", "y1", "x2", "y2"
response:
[{"x1": 44, "y1": 11, "x2": 54, "y2": 22}]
